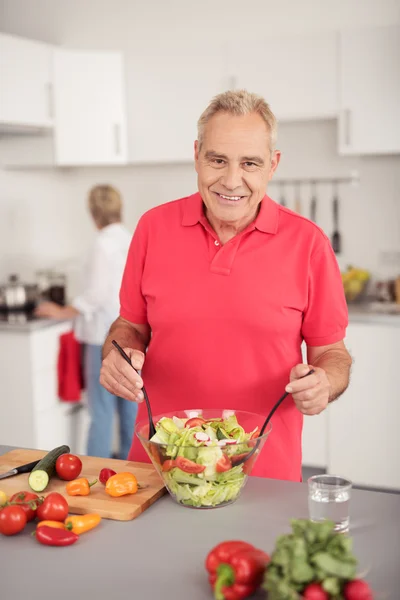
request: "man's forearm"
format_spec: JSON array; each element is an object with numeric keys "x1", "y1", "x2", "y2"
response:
[
  {"x1": 311, "y1": 348, "x2": 352, "y2": 402},
  {"x1": 102, "y1": 318, "x2": 148, "y2": 359}
]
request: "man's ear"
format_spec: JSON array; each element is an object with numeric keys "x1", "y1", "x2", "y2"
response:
[
  {"x1": 268, "y1": 150, "x2": 281, "y2": 181},
  {"x1": 194, "y1": 140, "x2": 200, "y2": 172}
]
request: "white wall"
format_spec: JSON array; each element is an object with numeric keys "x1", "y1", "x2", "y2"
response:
[{"x1": 1, "y1": 0, "x2": 400, "y2": 294}]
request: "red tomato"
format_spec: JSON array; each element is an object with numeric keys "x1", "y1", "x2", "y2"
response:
[
  {"x1": 230, "y1": 452, "x2": 257, "y2": 475},
  {"x1": 185, "y1": 417, "x2": 206, "y2": 428},
  {"x1": 175, "y1": 456, "x2": 206, "y2": 474},
  {"x1": 55, "y1": 454, "x2": 82, "y2": 480},
  {"x1": 250, "y1": 427, "x2": 260, "y2": 440},
  {"x1": 216, "y1": 454, "x2": 232, "y2": 473},
  {"x1": 162, "y1": 460, "x2": 176, "y2": 472},
  {"x1": 36, "y1": 492, "x2": 69, "y2": 522},
  {"x1": 0, "y1": 505, "x2": 27, "y2": 535},
  {"x1": 9, "y1": 490, "x2": 39, "y2": 522}
]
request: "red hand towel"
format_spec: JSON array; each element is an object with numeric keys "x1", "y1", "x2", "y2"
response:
[{"x1": 57, "y1": 331, "x2": 84, "y2": 402}]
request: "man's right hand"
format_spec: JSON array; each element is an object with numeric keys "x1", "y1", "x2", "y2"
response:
[{"x1": 100, "y1": 347, "x2": 145, "y2": 402}]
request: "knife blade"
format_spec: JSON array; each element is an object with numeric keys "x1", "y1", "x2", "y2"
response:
[{"x1": 0, "y1": 459, "x2": 41, "y2": 480}]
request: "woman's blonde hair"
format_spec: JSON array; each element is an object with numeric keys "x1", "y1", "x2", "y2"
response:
[
  {"x1": 197, "y1": 89, "x2": 277, "y2": 153},
  {"x1": 88, "y1": 185, "x2": 123, "y2": 228}
]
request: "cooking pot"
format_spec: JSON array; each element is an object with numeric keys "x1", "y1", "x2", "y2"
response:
[{"x1": 0, "y1": 274, "x2": 39, "y2": 312}]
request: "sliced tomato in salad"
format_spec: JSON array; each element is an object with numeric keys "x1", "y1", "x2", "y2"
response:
[
  {"x1": 175, "y1": 456, "x2": 206, "y2": 474},
  {"x1": 162, "y1": 459, "x2": 176, "y2": 472},
  {"x1": 250, "y1": 427, "x2": 260, "y2": 440},
  {"x1": 184, "y1": 417, "x2": 206, "y2": 428},
  {"x1": 216, "y1": 454, "x2": 232, "y2": 473}
]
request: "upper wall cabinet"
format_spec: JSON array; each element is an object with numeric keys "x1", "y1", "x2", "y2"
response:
[
  {"x1": 53, "y1": 49, "x2": 128, "y2": 166},
  {"x1": 229, "y1": 32, "x2": 339, "y2": 122},
  {"x1": 0, "y1": 34, "x2": 53, "y2": 130},
  {"x1": 338, "y1": 25, "x2": 400, "y2": 155},
  {"x1": 0, "y1": 34, "x2": 128, "y2": 167}
]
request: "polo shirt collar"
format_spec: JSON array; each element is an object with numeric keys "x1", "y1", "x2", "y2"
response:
[{"x1": 182, "y1": 192, "x2": 279, "y2": 234}]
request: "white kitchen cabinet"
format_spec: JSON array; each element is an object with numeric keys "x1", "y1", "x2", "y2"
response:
[
  {"x1": 301, "y1": 340, "x2": 328, "y2": 469},
  {"x1": 129, "y1": 44, "x2": 228, "y2": 163},
  {"x1": 229, "y1": 32, "x2": 338, "y2": 122},
  {"x1": 328, "y1": 322, "x2": 400, "y2": 490},
  {"x1": 53, "y1": 49, "x2": 128, "y2": 166},
  {"x1": 338, "y1": 25, "x2": 400, "y2": 155},
  {"x1": 302, "y1": 412, "x2": 328, "y2": 469},
  {"x1": 0, "y1": 321, "x2": 85, "y2": 453},
  {"x1": 0, "y1": 33, "x2": 53, "y2": 130}
]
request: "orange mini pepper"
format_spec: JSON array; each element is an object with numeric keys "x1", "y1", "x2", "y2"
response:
[
  {"x1": 105, "y1": 472, "x2": 138, "y2": 497},
  {"x1": 65, "y1": 513, "x2": 101, "y2": 534},
  {"x1": 66, "y1": 477, "x2": 97, "y2": 496},
  {"x1": 36, "y1": 520, "x2": 66, "y2": 530}
]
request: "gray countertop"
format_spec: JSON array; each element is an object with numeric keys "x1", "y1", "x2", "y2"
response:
[
  {"x1": 1, "y1": 445, "x2": 399, "y2": 599},
  {"x1": 0, "y1": 317, "x2": 72, "y2": 332},
  {"x1": 0, "y1": 304, "x2": 399, "y2": 333}
]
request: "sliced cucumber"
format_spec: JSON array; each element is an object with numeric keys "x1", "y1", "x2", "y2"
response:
[{"x1": 28, "y1": 444, "x2": 70, "y2": 492}]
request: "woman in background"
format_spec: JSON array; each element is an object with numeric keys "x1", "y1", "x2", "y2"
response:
[{"x1": 35, "y1": 185, "x2": 137, "y2": 459}]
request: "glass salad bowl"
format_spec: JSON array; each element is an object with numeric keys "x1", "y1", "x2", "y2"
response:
[{"x1": 135, "y1": 409, "x2": 272, "y2": 509}]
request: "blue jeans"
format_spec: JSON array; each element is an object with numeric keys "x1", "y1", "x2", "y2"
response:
[{"x1": 85, "y1": 344, "x2": 138, "y2": 459}]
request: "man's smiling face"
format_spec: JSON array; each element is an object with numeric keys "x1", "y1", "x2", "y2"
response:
[{"x1": 195, "y1": 111, "x2": 280, "y2": 232}]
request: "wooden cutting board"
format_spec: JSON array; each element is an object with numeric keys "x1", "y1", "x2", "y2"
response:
[{"x1": 0, "y1": 449, "x2": 167, "y2": 521}]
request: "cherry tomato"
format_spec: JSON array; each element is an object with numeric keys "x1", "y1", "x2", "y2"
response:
[
  {"x1": 0, "y1": 505, "x2": 27, "y2": 535},
  {"x1": 36, "y1": 492, "x2": 69, "y2": 522},
  {"x1": 185, "y1": 417, "x2": 206, "y2": 428},
  {"x1": 162, "y1": 460, "x2": 176, "y2": 472},
  {"x1": 216, "y1": 454, "x2": 232, "y2": 473},
  {"x1": 55, "y1": 454, "x2": 82, "y2": 480},
  {"x1": 175, "y1": 456, "x2": 205, "y2": 474},
  {"x1": 9, "y1": 490, "x2": 39, "y2": 522}
]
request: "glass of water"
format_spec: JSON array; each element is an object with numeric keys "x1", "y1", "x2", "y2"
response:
[{"x1": 308, "y1": 474, "x2": 352, "y2": 533}]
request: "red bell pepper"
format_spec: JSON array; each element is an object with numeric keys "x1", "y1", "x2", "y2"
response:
[
  {"x1": 35, "y1": 525, "x2": 79, "y2": 547},
  {"x1": 206, "y1": 540, "x2": 270, "y2": 600}
]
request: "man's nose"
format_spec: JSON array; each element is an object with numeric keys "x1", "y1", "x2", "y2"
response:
[{"x1": 220, "y1": 164, "x2": 242, "y2": 191}]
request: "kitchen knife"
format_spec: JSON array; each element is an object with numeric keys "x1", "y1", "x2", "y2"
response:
[{"x1": 0, "y1": 459, "x2": 40, "y2": 480}]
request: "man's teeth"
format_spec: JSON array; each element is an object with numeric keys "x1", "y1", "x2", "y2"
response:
[{"x1": 219, "y1": 194, "x2": 241, "y2": 200}]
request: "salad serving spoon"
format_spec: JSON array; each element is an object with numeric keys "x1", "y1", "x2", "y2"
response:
[
  {"x1": 112, "y1": 340, "x2": 157, "y2": 439},
  {"x1": 234, "y1": 369, "x2": 315, "y2": 467}
]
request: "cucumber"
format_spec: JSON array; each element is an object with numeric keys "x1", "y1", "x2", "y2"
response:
[{"x1": 28, "y1": 444, "x2": 70, "y2": 492}]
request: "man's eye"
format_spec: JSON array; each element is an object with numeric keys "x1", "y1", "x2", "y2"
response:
[
  {"x1": 243, "y1": 162, "x2": 257, "y2": 168},
  {"x1": 212, "y1": 158, "x2": 225, "y2": 165}
]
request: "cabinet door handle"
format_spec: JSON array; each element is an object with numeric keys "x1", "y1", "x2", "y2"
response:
[
  {"x1": 114, "y1": 123, "x2": 121, "y2": 155},
  {"x1": 344, "y1": 109, "x2": 351, "y2": 146},
  {"x1": 46, "y1": 83, "x2": 54, "y2": 119}
]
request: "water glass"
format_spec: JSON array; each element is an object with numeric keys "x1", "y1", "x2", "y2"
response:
[{"x1": 308, "y1": 474, "x2": 352, "y2": 533}]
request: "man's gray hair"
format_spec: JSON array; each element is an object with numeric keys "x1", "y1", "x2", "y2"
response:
[{"x1": 197, "y1": 89, "x2": 278, "y2": 153}]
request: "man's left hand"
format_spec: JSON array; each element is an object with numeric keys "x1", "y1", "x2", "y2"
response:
[{"x1": 285, "y1": 364, "x2": 331, "y2": 416}]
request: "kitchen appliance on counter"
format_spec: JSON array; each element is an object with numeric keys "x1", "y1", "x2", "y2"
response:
[
  {"x1": 0, "y1": 274, "x2": 39, "y2": 313},
  {"x1": 36, "y1": 269, "x2": 66, "y2": 305}
]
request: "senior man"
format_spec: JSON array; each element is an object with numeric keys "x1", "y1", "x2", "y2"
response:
[{"x1": 100, "y1": 90, "x2": 352, "y2": 481}]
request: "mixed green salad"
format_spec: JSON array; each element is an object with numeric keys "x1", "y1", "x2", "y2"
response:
[{"x1": 148, "y1": 413, "x2": 260, "y2": 508}]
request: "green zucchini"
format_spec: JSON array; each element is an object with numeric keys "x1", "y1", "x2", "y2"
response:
[{"x1": 28, "y1": 444, "x2": 70, "y2": 492}]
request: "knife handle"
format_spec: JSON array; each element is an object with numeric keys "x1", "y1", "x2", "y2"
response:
[{"x1": 17, "y1": 459, "x2": 41, "y2": 474}]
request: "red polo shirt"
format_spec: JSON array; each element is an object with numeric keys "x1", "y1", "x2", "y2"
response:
[{"x1": 120, "y1": 192, "x2": 348, "y2": 481}]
